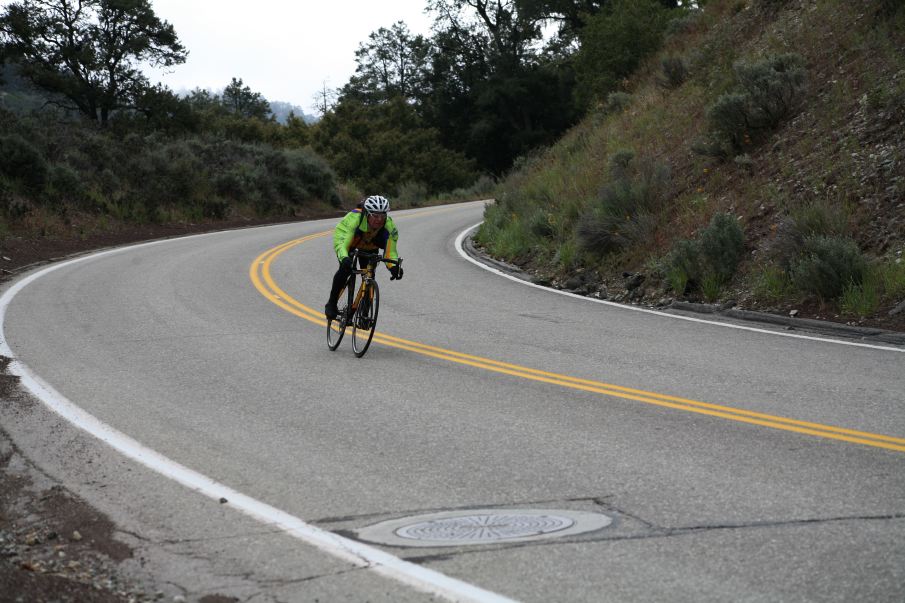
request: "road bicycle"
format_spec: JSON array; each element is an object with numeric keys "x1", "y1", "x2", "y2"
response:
[{"x1": 326, "y1": 250, "x2": 402, "y2": 357}]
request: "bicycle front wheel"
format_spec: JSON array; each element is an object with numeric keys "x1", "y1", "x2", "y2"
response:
[
  {"x1": 351, "y1": 280, "x2": 379, "y2": 357},
  {"x1": 326, "y1": 282, "x2": 354, "y2": 351}
]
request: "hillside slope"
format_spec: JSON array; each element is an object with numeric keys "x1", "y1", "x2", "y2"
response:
[{"x1": 478, "y1": 0, "x2": 905, "y2": 331}]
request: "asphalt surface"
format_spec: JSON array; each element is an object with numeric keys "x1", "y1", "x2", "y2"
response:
[{"x1": 2, "y1": 200, "x2": 904, "y2": 602}]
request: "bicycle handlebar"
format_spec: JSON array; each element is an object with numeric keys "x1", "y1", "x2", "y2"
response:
[{"x1": 350, "y1": 249, "x2": 402, "y2": 266}]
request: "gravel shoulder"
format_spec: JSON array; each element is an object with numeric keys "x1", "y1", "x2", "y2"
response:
[{"x1": 0, "y1": 358, "x2": 157, "y2": 603}]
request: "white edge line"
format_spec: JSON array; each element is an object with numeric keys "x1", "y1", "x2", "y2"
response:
[
  {"x1": 0, "y1": 235, "x2": 518, "y2": 603},
  {"x1": 455, "y1": 222, "x2": 904, "y2": 354}
]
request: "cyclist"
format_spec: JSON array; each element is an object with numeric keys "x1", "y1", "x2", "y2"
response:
[{"x1": 324, "y1": 195, "x2": 403, "y2": 320}]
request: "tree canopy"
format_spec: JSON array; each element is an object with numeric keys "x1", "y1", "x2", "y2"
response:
[
  {"x1": 0, "y1": 0, "x2": 187, "y2": 124},
  {"x1": 342, "y1": 21, "x2": 432, "y2": 105}
]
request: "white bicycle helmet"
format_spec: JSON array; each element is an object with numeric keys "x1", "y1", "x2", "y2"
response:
[{"x1": 362, "y1": 195, "x2": 390, "y2": 214}]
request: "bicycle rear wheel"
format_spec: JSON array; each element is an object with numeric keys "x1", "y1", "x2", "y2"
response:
[
  {"x1": 326, "y1": 281, "x2": 354, "y2": 350},
  {"x1": 351, "y1": 280, "x2": 379, "y2": 357}
]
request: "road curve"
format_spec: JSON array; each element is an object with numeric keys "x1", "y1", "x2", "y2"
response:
[{"x1": 2, "y1": 200, "x2": 904, "y2": 602}]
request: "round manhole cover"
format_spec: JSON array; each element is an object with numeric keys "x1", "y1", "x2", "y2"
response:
[{"x1": 356, "y1": 509, "x2": 612, "y2": 547}]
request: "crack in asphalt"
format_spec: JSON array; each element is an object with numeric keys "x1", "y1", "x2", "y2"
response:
[
  {"x1": 401, "y1": 511, "x2": 905, "y2": 564},
  {"x1": 117, "y1": 527, "x2": 287, "y2": 546}
]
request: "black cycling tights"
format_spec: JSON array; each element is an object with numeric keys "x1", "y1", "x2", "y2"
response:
[{"x1": 327, "y1": 256, "x2": 366, "y2": 306}]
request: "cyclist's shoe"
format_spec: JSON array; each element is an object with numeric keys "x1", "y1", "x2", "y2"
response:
[{"x1": 324, "y1": 302, "x2": 338, "y2": 320}]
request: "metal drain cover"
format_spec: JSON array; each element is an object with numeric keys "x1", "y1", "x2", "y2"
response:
[{"x1": 356, "y1": 509, "x2": 612, "y2": 547}]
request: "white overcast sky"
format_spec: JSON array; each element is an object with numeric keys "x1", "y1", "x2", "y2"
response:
[{"x1": 147, "y1": 0, "x2": 434, "y2": 112}]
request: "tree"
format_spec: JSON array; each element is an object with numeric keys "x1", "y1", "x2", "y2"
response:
[
  {"x1": 221, "y1": 77, "x2": 271, "y2": 120},
  {"x1": 280, "y1": 111, "x2": 310, "y2": 148},
  {"x1": 0, "y1": 0, "x2": 187, "y2": 124},
  {"x1": 312, "y1": 97, "x2": 476, "y2": 195},
  {"x1": 423, "y1": 0, "x2": 579, "y2": 173},
  {"x1": 427, "y1": 0, "x2": 543, "y2": 76},
  {"x1": 517, "y1": 0, "x2": 691, "y2": 44},
  {"x1": 342, "y1": 21, "x2": 432, "y2": 105},
  {"x1": 573, "y1": 0, "x2": 671, "y2": 109},
  {"x1": 312, "y1": 80, "x2": 337, "y2": 116}
]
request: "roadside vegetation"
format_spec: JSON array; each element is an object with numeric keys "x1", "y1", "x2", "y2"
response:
[
  {"x1": 0, "y1": 0, "x2": 688, "y2": 245},
  {"x1": 477, "y1": 0, "x2": 905, "y2": 327}
]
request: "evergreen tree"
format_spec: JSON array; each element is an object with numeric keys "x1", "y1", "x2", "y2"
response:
[{"x1": 0, "y1": 0, "x2": 186, "y2": 124}]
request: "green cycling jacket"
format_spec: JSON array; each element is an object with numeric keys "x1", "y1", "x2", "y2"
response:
[{"x1": 332, "y1": 209, "x2": 399, "y2": 265}]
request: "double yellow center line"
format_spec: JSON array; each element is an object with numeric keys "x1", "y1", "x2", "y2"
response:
[{"x1": 250, "y1": 232, "x2": 905, "y2": 454}]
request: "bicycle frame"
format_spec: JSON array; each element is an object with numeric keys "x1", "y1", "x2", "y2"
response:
[
  {"x1": 347, "y1": 250, "x2": 398, "y2": 312},
  {"x1": 349, "y1": 258, "x2": 377, "y2": 313},
  {"x1": 327, "y1": 249, "x2": 401, "y2": 357}
]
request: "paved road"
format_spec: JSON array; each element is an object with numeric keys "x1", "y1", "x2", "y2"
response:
[{"x1": 2, "y1": 200, "x2": 904, "y2": 602}]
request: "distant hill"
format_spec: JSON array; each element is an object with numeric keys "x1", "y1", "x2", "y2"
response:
[
  {"x1": 269, "y1": 100, "x2": 318, "y2": 125},
  {"x1": 172, "y1": 87, "x2": 318, "y2": 124}
]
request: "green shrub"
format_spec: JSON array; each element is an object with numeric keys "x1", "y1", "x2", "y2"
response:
[
  {"x1": 396, "y1": 181, "x2": 428, "y2": 206},
  {"x1": 494, "y1": 219, "x2": 534, "y2": 259},
  {"x1": 133, "y1": 141, "x2": 208, "y2": 213},
  {"x1": 659, "y1": 56, "x2": 688, "y2": 89},
  {"x1": 877, "y1": 0, "x2": 903, "y2": 18},
  {"x1": 664, "y1": 213, "x2": 745, "y2": 296},
  {"x1": 735, "y1": 53, "x2": 807, "y2": 128},
  {"x1": 769, "y1": 202, "x2": 850, "y2": 269},
  {"x1": 665, "y1": 12, "x2": 700, "y2": 36},
  {"x1": 703, "y1": 93, "x2": 751, "y2": 156},
  {"x1": 46, "y1": 163, "x2": 87, "y2": 207},
  {"x1": 790, "y1": 201, "x2": 849, "y2": 238},
  {"x1": 695, "y1": 53, "x2": 807, "y2": 156},
  {"x1": 477, "y1": 195, "x2": 542, "y2": 261},
  {"x1": 267, "y1": 146, "x2": 337, "y2": 206},
  {"x1": 699, "y1": 212, "x2": 745, "y2": 282},
  {"x1": 214, "y1": 169, "x2": 249, "y2": 200},
  {"x1": 466, "y1": 175, "x2": 497, "y2": 198},
  {"x1": 604, "y1": 92, "x2": 632, "y2": 114},
  {"x1": 200, "y1": 198, "x2": 231, "y2": 220},
  {"x1": 879, "y1": 260, "x2": 905, "y2": 299},
  {"x1": 701, "y1": 273, "x2": 723, "y2": 302},
  {"x1": 526, "y1": 207, "x2": 555, "y2": 237},
  {"x1": 753, "y1": 264, "x2": 793, "y2": 302},
  {"x1": 577, "y1": 154, "x2": 670, "y2": 255},
  {"x1": 0, "y1": 134, "x2": 48, "y2": 190},
  {"x1": 838, "y1": 259, "x2": 905, "y2": 317},
  {"x1": 840, "y1": 269, "x2": 881, "y2": 317},
  {"x1": 554, "y1": 238, "x2": 579, "y2": 270},
  {"x1": 790, "y1": 235, "x2": 867, "y2": 300},
  {"x1": 665, "y1": 238, "x2": 700, "y2": 295}
]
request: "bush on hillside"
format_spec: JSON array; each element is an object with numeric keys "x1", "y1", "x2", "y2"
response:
[
  {"x1": 665, "y1": 238, "x2": 700, "y2": 295},
  {"x1": 604, "y1": 92, "x2": 633, "y2": 114},
  {"x1": 735, "y1": 53, "x2": 807, "y2": 128},
  {"x1": 46, "y1": 163, "x2": 88, "y2": 207},
  {"x1": 703, "y1": 93, "x2": 750, "y2": 156},
  {"x1": 699, "y1": 212, "x2": 745, "y2": 282},
  {"x1": 0, "y1": 134, "x2": 48, "y2": 190},
  {"x1": 659, "y1": 56, "x2": 688, "y2": 89},
  {"x1": 664, "y1": 212, "x2": 746, "y2": 295},
  {"x1": 768, "y1": 201, "x2": 850, "y2": 269},
  {"x1": 132, "y1": 141, "x2": 209, "y2": 213},
  {"x1": 577, "y1": 154, "x2": 670, "y2": 255},
  {"x1": 789, "y1": 235, "x2": 867, "y2": 300},
  {"x1": 695, "y1": 53, "x2": 807, "y2": 157},
  {"x1": 665, "y1": 12, "x2": 700, "y2": 37}
]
